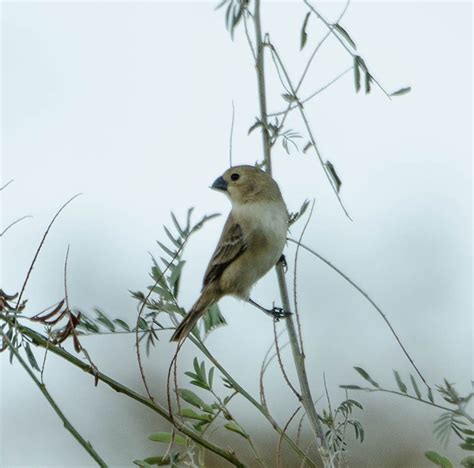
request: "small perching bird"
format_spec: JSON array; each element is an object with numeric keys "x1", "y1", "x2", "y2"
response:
[{"x1": 170, "y1": 165, "x2": 290, "y2": 343}]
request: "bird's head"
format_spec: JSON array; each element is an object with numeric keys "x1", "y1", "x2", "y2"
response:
[{"x1": 211, "y1": 165, "x2": 283, "y2": 205}]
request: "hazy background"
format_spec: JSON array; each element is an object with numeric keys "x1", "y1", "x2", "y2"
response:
[{"x1": 1, "y1": 1, "x2": 471, "y2": 467}]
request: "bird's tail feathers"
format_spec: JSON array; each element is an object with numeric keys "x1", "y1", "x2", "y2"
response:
[{"x1": 170, "y1": 295, "x2": 213, "y2": 342}]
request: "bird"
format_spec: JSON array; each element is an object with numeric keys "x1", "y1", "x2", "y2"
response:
[{"x1": 170, "y1": 165, "x2": 290, "y2": 342}]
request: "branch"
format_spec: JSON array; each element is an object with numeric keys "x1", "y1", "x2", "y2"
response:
[
  {"x1": 0, "y1": 328, "x2": 108, "y2": 467},
  {"x1": 287, "y1": 237, "x2": 429, "y2": 388},
  {"x1": 252, "y1": 2, "x2": 329, "y2": 463},
  {"x1": 16, "y1": 193, "x2": 82, "y2": 309},
  {"x1": 8, "y1": 321, "x2": 246, "y2": 468},
  {"x1": 0, "y1": 215, "x2": 32, "y2": 237}
]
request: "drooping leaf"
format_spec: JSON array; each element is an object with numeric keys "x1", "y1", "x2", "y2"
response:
[
  {"x1": 425, "y1": 451, "x2": 454, "y2": 467},
  {"x1": 354, "y1": 367, "x2": 379, "y2": 387},
  {"x1": 365, "y1": 72, "x2": 372, "y2": 94},
  {"x1": 94, "y1": 309, "x2": 115, "y2": 332},
  {"x1": 394, "y1": 370, "x2": 408, "y2": 394},
  {"x1": 149, "y1": 432, "x2": 187, "y2": 446},
  {"x1": 224, "y1": 422, "x2": 249, "y2": 439},
  {"x1": 325, "y1": 161, "x2": 342, "y2": 193},
  {"x1": 303, "y1": 141, "x2": 313, "y2": 154},
  {"x1": 24, "y1": 342, "x2": 40, "y2": 371},
  {"x1": 461, "y1": 456, "x2": 474, "y2": 467},
  {"x1": 390, "y1": 86, "x2": 411, "y2": 97},
  {"x1": 353, "y1": 56, "x2": 361, "y2": 93},
  {"x1": 113, "y1": 319, "x2": 131, "y2": 331},
  {"x1": 179, "y1": 408, "x2": 213, "y2": 422},
  {"x1": 178, "y1": 388, "x2": 214, "y2": 413},
  {"x1": 410, "y1": 374, "x2": 422, "y2": 399},
  {"x1": 203, "y1": 303, "x2": 227, "y2": 335},
  {"x1": 333, "y1": 23, "x2": 356, "y2": 49},
  {"x1": 300, "y1": 12, "x2": 311, "y2": 50}
]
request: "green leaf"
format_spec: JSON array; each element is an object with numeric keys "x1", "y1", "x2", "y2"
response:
[
  {"x1": 325, "y1": 160, "x2": 342, "y2": 193},
  {"x1": 365, "y1": 72, "x2": 372, "y2": 94},
  {"x1": 340, "y1": 385, "x2": 363, "y2": 390},
  {"x1": 353, "y1": 56, "x2": 361, "y2": 93},
  {"x1": 168, "y1": 260, "x2": 185, "y2": 290},
  {"x1": 354, "y1": 367, "x2": 379, "y2": 387},
  {"x1": 94, "y1": 309, "x2": 115, "y2": 332},
  {"x1": 248, "y1": 119, "x2": 263, "y2": 135},
  {"x1": 394, "y1": 370, "x2": 408, "y2": 394},
  {"x1": 460, "y1": 440, "x2": 474, "y2": 451},
  {"x1": 170, "y1": 212, "x2": 185, "y2": 237},
  {"x1": 208, "y1": 367, "x2": 215, "y2": 390},
  {"x1": 203, "y1": 303, "x2": 227, "y2": 335},
  {"x1": 178, "y1": 388, "x2": 214, "y2": 413},
  {"x1": 179, "y1": 408, "x2": 213, "y2": 421},
  {"x1": 425, "y1": 451, "x2": 454, "y2": 467},
  {"x1": 148, "y1": 432, "x2": 187, "y2": 446},
  {"x1": 390, "y1": 86, "x2": 411, "y2": 97},
  {"x1": 410, "y1": 374, "x2": 422, "y2": 399},
  {"x1": 333, "y1": 23, "x2": 356, "y2": 49},
  {"x1": 224, "y1": 422, "x2": 249, "y2": 439},
  {"x1": 428, "y1": 387, "x2": 435, "y2": 403},
  {"x1": 163, "y1": 226, "x2": 181, "y2": 249},
  {"x1": 300, "y1": 12, "x2": 311, "y2": 50},
  {"x1": 461, "y1": 456, "x2": 474, "y2": 467},
  {"x1": 24, "y1": 342, "x2": 40, "y2": 371},
  {"x1": 113, "y1": 319, "x2": 131, "y2": 331},
  {"x1": 157, "y1": 241, "x2": 177, "y2": 259}
]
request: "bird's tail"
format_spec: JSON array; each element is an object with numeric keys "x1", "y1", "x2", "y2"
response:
[{"x1": 170, "y1": 294, "x2": 214, "y2": 342}]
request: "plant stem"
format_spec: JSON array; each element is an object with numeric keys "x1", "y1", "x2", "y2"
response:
[
  {"x1": 252, "y1": 0, "x2": 328, "y2": 464},
  {"x1": 0, "y1": 328, "x2": 108, "y2": 467},
  {"x1": 12, "y1": 322, "x2": 246, "y2": 468}
]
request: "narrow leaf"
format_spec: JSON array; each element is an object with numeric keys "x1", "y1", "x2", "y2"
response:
[
  {"x1": 390, "y1": 86, "x2": 411, "y2": 97},
  {"x1": 333, "y1": 23, "x2": 356, "y2": 49},
  {"x1": 410, "y1": 374, "x2": 422, "y2": 399},
  {"x1": 300, "y1": 12, "x2": 311, "y2": 50},
  {"x1": 425, "y1": 451, "x2": 454, "y2": 467},
  {"x1": 149, "y1": 432, "x2": 186, "y2": 446},
  {"x1": 24, "y1": 342, "x2": 40, "y2": 371},
  {"x1": 325, "y1": 160, "x2": 342, "y2": 193},
  {"x1": 394, "y1": 370, "x2": 408, "y2": 394},
  {"x1": 354, "y1": 367, "x2": 379, "y2": 387},
  {"x1": 224, "y1": 422, "x2": 249, "y2": 439},
  {"x1": 353, "y1": 56, "x2": 361, "y2": 93}
]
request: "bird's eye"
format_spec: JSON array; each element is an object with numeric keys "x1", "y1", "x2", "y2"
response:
[{"x1": 230, "y1": 173, "x2": 240, "y2": 181}]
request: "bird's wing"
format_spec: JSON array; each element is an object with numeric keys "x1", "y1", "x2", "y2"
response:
[{"x1": 203, "y1": 213, "x2": 247, "y2": 287}]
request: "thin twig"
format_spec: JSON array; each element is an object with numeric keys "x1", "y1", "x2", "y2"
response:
[
  {"x1": 251, "y1": 2, "x2": 329, "y2": 462},
  {"x1": 63, "y1": 245, "x2": 99, "y2": 385},
  {"x1": 135, "y1": 243, "x2": 186, "y2": 401},
  {"x1": 277, "y1": 406, "x2": 301, "y2": 468},
  {"x1": 0, "y1": 215, "x2": 32, "y2": 237},
  {"x1": 0, "y1": 179, "x2": 14, "y2": 191},
  {"x1": 268, "y1": 66, "x2": 353, "y2": 117},
  {"x1": 287, "y1": 237, "x2": 429, "y2": 388},
  {"x1": 271, "y1": 0, "x2": 351, "y2": 132},
  {"x1": 7, "y1": 320, "x2": 246, "y2": 467},
  {"x1": 229, "y1": 100, "x2": 235, "y2": 167},
  {"x1": 273, "y1": 318, "x2": 301, "y2": 399},
  {"x1": 293, "y1": 199, "x2": 316, "y2": 353},
  {"x1": 259, "y1": 329, "x2": 287, "y2": 407},
  {"x1": 267, "y1": 41, "x2": 352, "y2": 221},
  {"x1": 304, "y1": 0, "x2": 391, "y2": 99},
  {"x1": 0, "y1": 328, "x2": 108, "y2": 467},
  {"x1": 16, "y1": 193, "x2": 82, "y2": 309}
]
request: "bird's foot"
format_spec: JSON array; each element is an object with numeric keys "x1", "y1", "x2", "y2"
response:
[
  {"x1": 278, "y1": 254, "x2": 288, "y2": 273},
  {"x1": 266, "y1": 306, "x2": 292, "y2": 321}
]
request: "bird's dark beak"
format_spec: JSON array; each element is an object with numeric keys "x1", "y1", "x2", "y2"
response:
[{"x1": 211, "y1": 176, "x2": 228, "y2": 192}]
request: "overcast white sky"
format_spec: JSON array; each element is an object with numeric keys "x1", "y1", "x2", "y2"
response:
[{"x1": 1, "y1": 1, "x2": 472, "y2": 467}]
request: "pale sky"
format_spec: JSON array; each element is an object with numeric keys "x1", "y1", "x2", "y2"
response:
[{"x1": 1, "y1": 1, "x2": 472, "y2": 467}]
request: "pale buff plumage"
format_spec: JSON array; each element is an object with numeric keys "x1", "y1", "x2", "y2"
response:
[{"x1": 170, "y1": 165, "x2": 288, "y2": 342}]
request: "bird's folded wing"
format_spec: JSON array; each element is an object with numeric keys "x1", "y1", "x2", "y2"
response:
[{"x1": 203, "y1": 214, "x2": 247, "y2": 286}]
